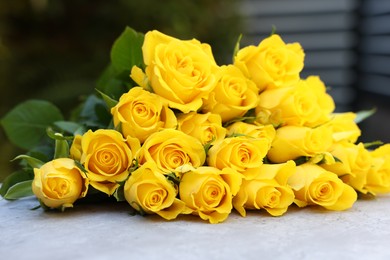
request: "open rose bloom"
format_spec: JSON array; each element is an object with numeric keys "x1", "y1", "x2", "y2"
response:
[{"x1": 20, "y1": 28, "x2": 390, "y2": 223}]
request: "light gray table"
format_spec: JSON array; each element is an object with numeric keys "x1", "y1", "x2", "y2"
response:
[{"x1": 1, "y1": 195, "x2": 390, "y2": 260}]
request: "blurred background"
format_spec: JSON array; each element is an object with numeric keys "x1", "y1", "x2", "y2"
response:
[{"x1": 1, "y1": 0, "x2": 389, "y2": 180}]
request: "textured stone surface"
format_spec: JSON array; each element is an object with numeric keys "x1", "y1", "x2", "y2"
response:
[{"x1": 1, "y1": 195, "x2": 390, "y2": 259}]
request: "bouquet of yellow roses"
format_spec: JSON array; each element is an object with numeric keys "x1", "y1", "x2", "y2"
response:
[{"x1": 1, "y1": 27, "x2": 389, "y2": 224}]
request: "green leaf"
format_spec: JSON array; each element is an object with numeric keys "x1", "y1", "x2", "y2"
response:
[
  {"x1": 77, "y1": 95, "x2": 109, "y2": 129},
  {"x1": 110, "y1": 26, "x2": 144, "y2": 73},
  {"x1": 12, "y1": 154, "x2": 45, "y2": 169},
  {"x1": 271, "y1": 25, "x2": 277, "y2": 35},
  {"x1": 3, "y1": 180, "x2": 34, "y2": 200},
  {"x1": 1, "y1": 100, "x2": 64, "y2": 149},
  {"x1": 113, "y1": 185, "x2": 126, "y2": 202},
  {"x1": 54, "y1": 121, "x2": 83, "y2": 135},
  {"x1": 96, "y1": 89, "x2": 119, "y2": 109},
  {"x1": 0, "y1": 170, "x2": 34, "y2": 197},
  {"x1": 355, "y1": 108, "x2": 376, "y2": 124},
  {"x1": 232, "y1": 34, "x2": 242, "y2": 62}
]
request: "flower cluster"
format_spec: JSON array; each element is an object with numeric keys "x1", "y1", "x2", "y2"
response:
[{"x1": 2, "y1": 28, "x2": 390, "y2": 224}]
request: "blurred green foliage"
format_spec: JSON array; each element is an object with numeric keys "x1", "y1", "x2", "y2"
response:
[{"x1": 0, "y1": 0, "x2": 243, "y2": 181}]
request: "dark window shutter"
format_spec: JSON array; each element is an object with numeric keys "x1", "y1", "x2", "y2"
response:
[{"x1": 239, "y1": 0, "x2": 390, "y2": 142}]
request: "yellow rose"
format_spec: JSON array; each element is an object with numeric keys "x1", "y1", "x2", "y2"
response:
[
  {"x1": 137, "y1": 30, "x2": 219, "y2": 113},
  {"x1": 124, "y1": 161, "x2": 186, "y2": 220},
  {"x1": 69, "y1": 134, "x2": 82, "y2": 161},
  {"x1": 202, "y1": 65, "x2": 258, "y2": 122},
  {"x1": 267, "y1": 125, "x2": 333, "y2": 163},
  {"x1": 111, "y1": 87, "x2": 177, "y2": 143},
  {"x1": 179, "y1": 166, "x2": 242, "y2": 224},
  {"x1": 138, "y1": 129, "x2": 206, "y2": 174},
  {"x1": 364, "y1": 144, "x2": 390, "y2": 195},
  {"x1": 322, "y1": 142, "x2": 372, "y2": 194},
  {"x1": 233, "y1": 161, "x2": 296, "y2": 217},
  {"x1": 256, "y1": 77, "x2": 334, "y2": 127},
  {"x1": 305, "y1": 76, "x2": 335, "y2": 115},
  {"x1": 72, "y1": 129, "x2": 140, "y2": 195},
  {"x1": 327, "y1": 112, "x2": 361, "y2": 143},
  {"x1": 234, "y1": 34, "x2": 304, "y2": 92},
  {"x1": 32, "y1": 158, "x2": 89, "y2": 209},
  {"x1": 207, "y1": 136, "x2": 269, "y2": 180},
  {"x1": 177, "y1": 112, "x2": 226, "y2": 146},
  {"x1": 288, "y1": 163, "x2": 357, "y2": 210},
  {"x1": 226, "y1": 121, "x2": 275, "y2": 149}
]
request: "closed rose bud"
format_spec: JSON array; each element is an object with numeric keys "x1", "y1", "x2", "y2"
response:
[{"x1": 32, "y1": 158, "x2": 88, "y2": 210}]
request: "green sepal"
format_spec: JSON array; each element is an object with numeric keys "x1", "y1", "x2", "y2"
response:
[
  {"x1": 270, "y1": 25, "x2": 277, "y2": 35},
  {"x1": 12, "y1": 155, "x2": 45, "y2": 169},
  {"x1": 232, "y1": 34, "x2": 243, "y2": 62},
  {"x1": 96, "y1": 89, "x2": 119, "y2": 110},
  {"x1": 74, "y1": 160, "x2": 88, "y2": 174},
  {"x1": 129, "y1": 158, "x2": 139, "y2": 173},
  {"x1": 203, "y1": 137, "x2": 216, "y2": 155},
  {"x1": 2, "y1": 180, "x2": 34, "y2": 200},
  {"x1": 45, "y1": 128, "x2": 70, "y2": 158},
  {"x1": 223, "y1": 109, "x2": 257, "y2": 127},
  {"x1": 293, "y1": 156, "x2": 310, "y2": 166},
  {"x1": 357, "y1": 191, "x2": 376, "y2": 200},
  {"x1": 166, "y1": 172, "x2": 181, "y2": 186},
  {"x1": 54, "y1": 138, "x2": 70, "y2": 159},
  {"x1": 364, "y1": 140, "x2": 384, "y2": 149},
  {"x1": 37, "y1": 199, "x2": 50, "y2": 211},
  {"x1": 30, "y1": 204, "x2": 41, "y2": 210},
  {"x1": 129, "y1": 201, "x2": 147, "y2": 216},
  {"x1": 113, "y1": 184, "x2": 126, "y2": 202},
  {"x1": 355, "y1": 108, "x2": 376, "y2": 123}
]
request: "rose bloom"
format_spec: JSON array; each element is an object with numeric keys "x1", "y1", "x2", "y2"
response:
[
  {"x1": 70, "y1": 129, "x2": 140, "y2": 195},
  {"x1": 322, "y1": 142, "x2": 372, "y2": 194},
  {"x1": 267, "y1": 125, "x2": 333, "y2": 163},
  {"x1": 366, "y1": 144, "x2": 390, "y2": 195},
  {"x1": 255, "y1": 76, "x2": 335, "y2": 128},
  {"x1": 32, "y1": 158, "x2": 89, "y2": 209},
  {"x1": 179, "y1": 166, "x2": 242, "y2": 224},
  {"x1": 226, "y1": 121, "x2": 275, "y2": 149},
  {"x1": 233, "y1": 161, "x2": 296, "y2": 217},
  {"x1": 177, "y1": 112, "x2": 226, "y2": 146},
  {"x1": 288, "y1": 163, "x2": 357, "y2": 210},
  {"x1": 207, "y1": 136, "x2": 269, "y2": 180},
  {"x1": 111, "y1": 87, "x2": 177, "y2": 143},
  {"x1": 124, "y1": 161, "x2": 186, "y2": 220},
  {"x1": 137, "y1": 129, "x2": 206, "y2": 174},
  {"x1": 234, "y1": 34, "x2": 304, "y2": 92},
  {"x1": 202, "y1": 65, "x2": 258, "y2": 122},
  {"x1": 327, "y1": 112, "x2": 361, "y2": 143},
  {"x1": 134, "y1": 30, "x2": 219, "y2": 113}
]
